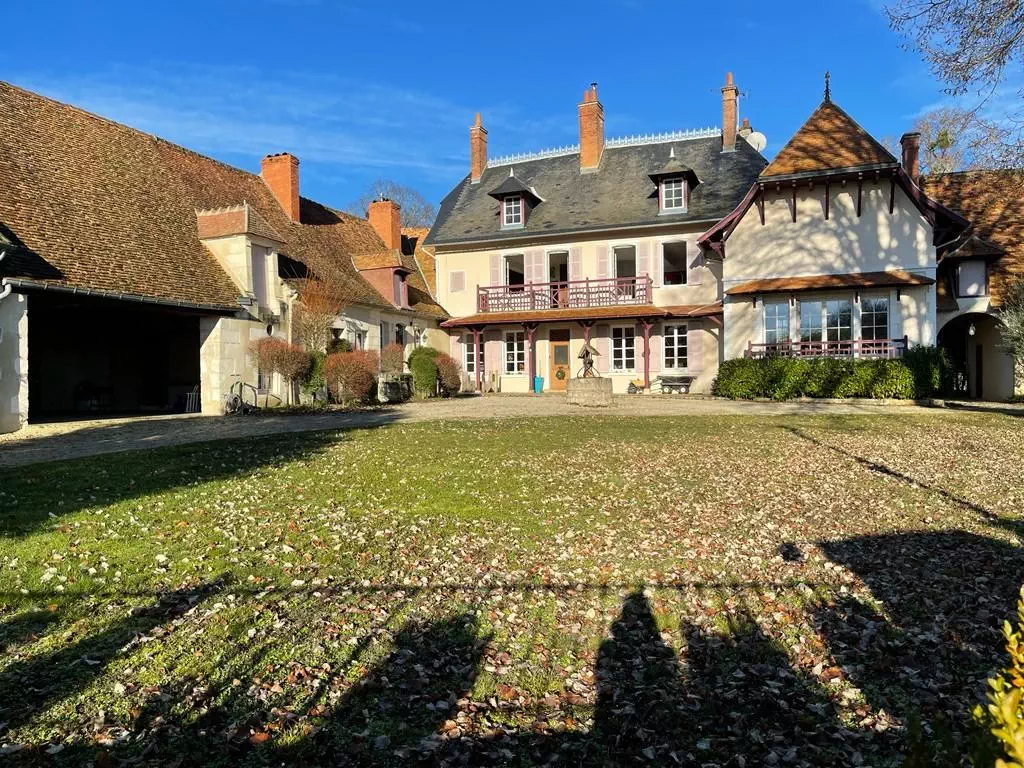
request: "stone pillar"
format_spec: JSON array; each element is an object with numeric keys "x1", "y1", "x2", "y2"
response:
[
  {"x1": 0, "y1": 291, "x2": 29, "y2": 433},
  {"x1": 199, "y1": 315, "x2": 246, "y2": 415}
]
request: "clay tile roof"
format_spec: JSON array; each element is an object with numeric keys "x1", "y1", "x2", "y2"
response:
[
  {"x1": 196, "y1": 203, "x2": 285, "y2": 243},
  {"x1": 922, "y1": 170, "x2": 1024, "y2": 305},
  {"x1": 725, "y1": 270, "x2": 934, "y2": 296},
  {"x1": 761, "y1": 101, "x2": 897, "y2": 180},
  {"x1": 352, "y1": 250, "x2": 404, "y2": 270},
  {"x1": 403, "y1": 226, "x2": 436, "y2": 297},
  {"x1": 0, "y1": 81, "x2": 446, "y2": 317}
]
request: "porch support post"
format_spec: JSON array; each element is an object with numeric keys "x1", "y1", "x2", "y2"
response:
[
  {"x1": 578, "y1": 320, "x2": 593, "y2": 346},
  {"x1": 523, "y1": 323, "x2": 537, "y2": 391},
  {"x1": 640, "y1": 319, "x2": 653, "y2": 391},
  {"x1": 472, "y1": 327, "x2": 483, "y2": 392}
]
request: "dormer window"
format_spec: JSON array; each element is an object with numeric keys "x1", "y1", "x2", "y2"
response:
[
  {"x1": 503, "y1": 195, "x2": 523, "y2": 227},
  {"x1": 660, "y1": 178, "x2": 686, "y2": 212},
  {"x1": 649, "y1": 147, "x2": 699, "y2": 216}
]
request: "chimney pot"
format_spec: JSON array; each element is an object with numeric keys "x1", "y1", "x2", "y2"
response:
[
  {"x1": 261, "y1": 153, "x2": 300, "y2": 221},
  {"x1": 368, "y1": 198, "x2": 402, "y2": 251},
  {"x1": 469, "y1": 113, "x2": 488, "y2": 183},
  {"x1": 721, "y1": 72, "x2": 739, "y2": 153},
  {"x1": 900, "y1": 132, "x2": 921, "y2": 184},
  {"x1": 578, "y1": 82, "x2": 605, "y2": 172}
]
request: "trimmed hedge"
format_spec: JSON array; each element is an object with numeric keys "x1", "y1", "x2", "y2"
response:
[
  {"x1": 712, "y1": 356, "x2": 922, "y2": 400},
  {"x1": 408, "y1": 346, "x2": 440, "y2": 394}
]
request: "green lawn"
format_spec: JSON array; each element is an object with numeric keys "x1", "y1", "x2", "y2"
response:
[{"x1": 1, "y1": 413, "x2": 1022, "y2": 766}]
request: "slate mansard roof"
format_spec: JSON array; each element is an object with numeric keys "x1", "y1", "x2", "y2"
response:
[
  {"x1": 0, "y1": 81, "x2": 444, "y2": 317},
  {"x1": 425, "y1": 136, "x2": 768, "y2": 247}
]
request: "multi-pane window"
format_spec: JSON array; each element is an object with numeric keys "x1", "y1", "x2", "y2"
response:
[
  {"x1": 662, "y1": 241, "x2": 688, "y2": 286},
  {"x1": 663, "y1": 324, "x2": 688, "y2": 370},
  {"x1": 800, "y1": 300, "x2": 852, "y2": 342},
  {"x1": 504, "y1": 331, "x2": 526, "y2": 374},
  {"x1": 503, "y1": 195, "x2": 522, "y2": 226},
  {"x1": 860, "y1": 297, "x2": 889, "y2": 340},
  {"x1": 463, "y1": 334, "x2": 483, "y2": 374},
  {"x1": 661, "y1": 178, "x2": 685, "y2": 211},
  {"x1": 764, "y1": 302, "x2": 790, "y2": 346},
  {"x1": 612, "y1": 326, "x2": 635, "y2": 371}
]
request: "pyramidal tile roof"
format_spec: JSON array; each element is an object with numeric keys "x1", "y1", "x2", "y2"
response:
[{"x1": 761, "y1": 100, "x2": 897, "y2": 180}]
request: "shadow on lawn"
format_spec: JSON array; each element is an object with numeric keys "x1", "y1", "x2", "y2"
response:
[
  {"x1": 5, "y1": 535, "x2": 1021, "y2": 765},
  {"x1": 0, "y1": 577, "x2": 226, "y2": 733},
  {"x1": 0, "y1": 424, "x2": 396, "y2": 538}
]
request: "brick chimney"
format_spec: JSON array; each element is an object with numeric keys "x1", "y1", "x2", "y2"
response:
[
  {"x1": 470, "y1": 113, "x2": 488, "y2": 183},
  {"x1": 900, "y1": 132, "x2": 921, "y2": 184},
  {"x1": 368, "y1": 198, "x2": 402, "y2": 250},
  {"x1": 578, "y1": 83, "x2": 604, "y2": 172},
  {"x1": 261, "y1": 153, "x2": 300, "y2": 221},
  {"x1": 721, "y1": 72, "x2": 738, "y2": 152}
]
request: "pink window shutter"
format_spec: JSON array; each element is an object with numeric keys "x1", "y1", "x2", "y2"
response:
[
  {"x1": 648, "y1": 327, "x2": 661, "y2": 374},
  {"x1": 686, "y1": 242, "x2": 703, "y2": 285},
  {"x1": 527, "y1": 250, "x2": 544, "y2": 283},
  {"x1": 595, "y1": 324, "x2": 610, "y2": 373},
  {"x1": 687, "y1": 321, "x2": 703, "y2": 372},
  {"x1": 450, "y1": 334, "x2": 460, "y2": 358},
  {"x1": 569, "y1": 247, "x2": 582, "y2": 282},
  {"x1": 636, "y1": 242, "x2": 651, "y2": 278},
  {"x1": 596, "y1": 245, "x2": 609, "y2": 279},
  {"x1": 490, "y1": 254, "x2": 502, "y2": 287},
  {"x1": 485, "y1": 331, "x2": 502, "y2": 377}
]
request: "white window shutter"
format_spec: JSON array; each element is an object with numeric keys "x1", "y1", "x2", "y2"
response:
[
  {"x1": 637, "y1": 242, "x2": 651, "y2": 278},
  {"x1": 569, "y1": 247, "x2": 582, "y2": 282},
  {"x1": 490, "y1": 254, "x2": 502, "y2": 286},
  {"x1": 687, "y1": 321, "x2": 703, "y2": 372},
  {"x1": 595, "y1": 324, "x2": 610, "y2": 373},
  {"x1": 686, "y1": 242, "x2": 703, "y2": 285},
  {"x1": 596, "y1": 245, "x2": 609, "y2": 279},
  {"x1": 448, "y1": 270, "x2": 465, "y2": 293}
]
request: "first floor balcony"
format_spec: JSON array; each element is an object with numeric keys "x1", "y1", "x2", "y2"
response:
[
  {"x1": 477, "y1": 276, "x2": 653, "y2": 314},
  {"x1": 744, "y1": 337, "x2": 908, "y2": 359}
]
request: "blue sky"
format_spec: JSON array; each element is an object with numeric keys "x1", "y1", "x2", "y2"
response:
[{"x1": 2, "y1": 0, "x2": 993, "y2": 210}]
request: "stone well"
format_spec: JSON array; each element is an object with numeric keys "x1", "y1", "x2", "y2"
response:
[{"x1": 566, "y1": 377, "x2": 613, "y2": 407}]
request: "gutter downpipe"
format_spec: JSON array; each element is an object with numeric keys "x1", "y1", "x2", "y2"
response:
[{"x1": 0, "y1": 250, "x2": 11, "y2": 304}]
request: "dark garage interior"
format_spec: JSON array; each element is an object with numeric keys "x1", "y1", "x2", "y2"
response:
[{"x1": 27, "y1": 292, "x2": 202, "y2": 421}]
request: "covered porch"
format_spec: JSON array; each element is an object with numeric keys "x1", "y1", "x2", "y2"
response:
[{"x1": 441, "y1": 303, "x2": 722, "y2": 395}]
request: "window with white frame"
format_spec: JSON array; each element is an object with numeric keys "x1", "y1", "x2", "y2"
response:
[
  {"x1": 612, "y1": 326, "x2": 635, "y2": 371},
  {"x1": 503, "y1": 195, "x2": 522, "y2": 227},
  {"x1": 463, "y1": 334, "x2": 483, "y2": 374},
  {"x1": 660, "y1": 178, "x2": 686, "y2": 212},
  {"x1": 504, "y1": 331, "x2": 526, "y2": 374},
  {"x1": 764, "y1": 302, "x2": 790, "y2": 345},
  {"x1": 860, "y1": 297, "x2": 889, "y2": 340},
  {"x1": 800, "y1": 299, "x2": 852, "y2": 342},
  {"x1": 663, "y1": 323, "x2": 688, "y2": 369},
  {"x1": 662, "y1": 241, "x2": 688, "y2": 286}
]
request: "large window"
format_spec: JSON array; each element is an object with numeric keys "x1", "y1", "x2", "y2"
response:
[
  {"x1": 860, "y1": 297, "x2": 889, "y2": 340},
  {"x1": 660, "y1": 178, "x2": 686, "y2": 212},
  {"x1": 662, "y1": 241, "x2": 688, "y2": 286},
  {"x1": 800, "y1": 299, "x2": 852, "y2": 342},
  {"x1": 663, "y1": 324, "x2": 688, "y2": 370},
  {"x1": 504, "y1": 331, "x2": 526, "y2": 374},
  {"x1": 612, "y1": 326, "x2": 635, "y2": 371},
  {"x1": 463, "y1": 334, "x2": 483, "y2": 374},
  {"x1": 503, "y1": 195, "x2": 522, "y2": 227},
  {"x1": 764, "y1": 302, "x2": 790, "y2": 346}
]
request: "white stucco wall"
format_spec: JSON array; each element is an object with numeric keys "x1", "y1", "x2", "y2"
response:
[{"x1": 0, "y1": 292, "x2": 29, "y2": 433}]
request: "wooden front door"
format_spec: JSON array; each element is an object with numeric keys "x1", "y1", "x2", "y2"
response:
[{"x1": 549, "y1": 330, "x2": 571, "y2": 390}]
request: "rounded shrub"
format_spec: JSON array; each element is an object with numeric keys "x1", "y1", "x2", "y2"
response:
[
  {"x1": 408, "y1": 346, "x2": 440, "y2": 395},
  {"x1": 869, "y1": 360, "x2": 915, "y2": 399},
  {"x1": 435, "y1": 353, "x2": 462, "y2": 396}
]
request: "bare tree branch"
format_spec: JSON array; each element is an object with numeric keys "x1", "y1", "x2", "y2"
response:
[{"x1": 347, "y1": 179, "x2": 437, "y2": 228}]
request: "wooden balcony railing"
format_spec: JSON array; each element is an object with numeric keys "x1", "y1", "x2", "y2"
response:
[
  {"x1": 477, "y1": 276, "x2": 653, "y2": 314},
  {"x1": 744, "y1": 337, "x2": 908, "y2": 359}
]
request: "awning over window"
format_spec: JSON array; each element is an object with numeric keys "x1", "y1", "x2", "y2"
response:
[
  {"x1": 440, "y1": 302, "x2": 722, "y2": 328},
  {"x1": 725, "y1": 270, "x2": 934, "y2": 297}
]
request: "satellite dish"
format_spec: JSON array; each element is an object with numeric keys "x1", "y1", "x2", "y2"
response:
[{"x1": 745, "y1": 131, "x2": 768, "y2": 153}]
